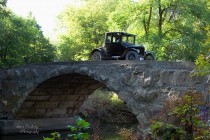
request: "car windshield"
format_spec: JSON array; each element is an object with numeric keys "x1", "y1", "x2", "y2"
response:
[{"x1": 122, "y1": 35, "x2": 135, "y2": 45}]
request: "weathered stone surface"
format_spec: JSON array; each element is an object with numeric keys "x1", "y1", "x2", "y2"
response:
[
  {"x1": 27, "y1": 96, "x2": 50, "y2": 101},
  {"x1": 0, "y1": 61, "x2": 209, "y2": 134},
  {"x1": 0, "y1": 117, "x2": 75, "y2": 134}
]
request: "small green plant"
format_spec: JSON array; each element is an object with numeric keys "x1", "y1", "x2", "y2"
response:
[
  {"x1": 67, "y1": 117, "x2": 90, "y2": 140},
  {"x1": 43, "y1": 117, "x2": 90, "y2": 140},
  {"x1": 43, "y1": 132, "x2": 61, "y2": 140}
]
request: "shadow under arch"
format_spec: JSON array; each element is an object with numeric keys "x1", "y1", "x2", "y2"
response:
[{"x1": 15, "y1": 73, "x2": 106, "y2": 119}]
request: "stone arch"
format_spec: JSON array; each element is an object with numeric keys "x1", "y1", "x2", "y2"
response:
[{"x1": 15, "y1": 73, "x2": 107, "y2": 119}]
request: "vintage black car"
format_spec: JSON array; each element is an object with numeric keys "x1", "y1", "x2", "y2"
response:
[{"x1": 91, "y1": 32, "x2": 155, "y2": 61}]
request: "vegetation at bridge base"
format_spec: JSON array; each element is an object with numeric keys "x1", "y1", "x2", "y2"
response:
[
  {"x1": 150, "y1": 91, "x2": 210, "y2": 140},
  {"x1": 43, "y1": 117, "x2": 90, "y2": 140},
  {"x1": 42, "y1": 89, "x2": 139, "y2": 140},
  {"x1": 80, "y1": 88, "x2": 137, "y2": 124}
]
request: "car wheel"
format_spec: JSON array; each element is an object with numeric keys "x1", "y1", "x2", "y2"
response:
[
  {"x1": 91, "y1": 51, "x2": 102, "y2": 61},
  {"x1": 125, "y1": 51, "x2": 139, "y2": 60},
  {"x1": 145, "y1": 53, "x2": 155, "y2": 60}
]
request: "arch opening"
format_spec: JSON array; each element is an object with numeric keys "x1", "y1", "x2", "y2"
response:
[
  {"x1": 80, "y1": 88, "x2": 138, "y2": 124},
  {"x1": 15, "y1": 73, "x2": 105, "y2": 119}
]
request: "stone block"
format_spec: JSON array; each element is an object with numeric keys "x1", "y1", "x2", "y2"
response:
[
  {"x1": 67, "y1": 95, "x2": 81, "y2": 101},
  {"x1": 34, "y1": 109, "x2": 46, "y2": 116},
  {"x1": 24, "y1": 69, "x2": 37, "y2": 79},
  {"x1": 46, "y1": 108, "x2": 67, "y2": 116},
  {"x1": 30, "y1": 90, "x2": 48, "y2": 96},
  {"x1": 58, "y1": 101, "x2": 74, "y2": 108},
  {"x1": 16, "y1": 109, "x2": 29, "y2": 117},
  {"x1": 27, "y1": 96, "x2": 50, "y2": 101},
  {"x1": 49, "y1": 95, "x2": 70, "y2": 101},
  {"x1": 3, "y1": 81, "x2": 17, "y2": 89},
  {"x1": 35, "y1": 102, "x2": 59, "y2": 108},
  {"x1": 137, "y1": 113, "x2": 150, "y2": 126},
  {"x1": 17, "y1": 109, "x2": 46, "y2": 118},
  {"x1": 21, "y1": 102, "x2": 35, "y2": 109},
  {"x1": 4, "y1": 70, "x2": 16, "y2": 80}
]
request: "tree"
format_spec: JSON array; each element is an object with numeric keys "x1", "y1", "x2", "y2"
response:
[
  {"x1": 194, "y1": 0, "x2": 210, "y2": 76},
  {"x1": 130, "y1": 0, "x2": 210, "y2": 61},
  {"x1": 56, "y1": 0, "x2": 210, "y2": 61},
  {"x1": 0, "y1": 4, "x2": 56, "y2": 67},
  {"x1": 57, "y1": 0, "x2": 119, "y2": 61},
  {"x1": 0, "y1": 0, "x2": 7, "y2": 7}
]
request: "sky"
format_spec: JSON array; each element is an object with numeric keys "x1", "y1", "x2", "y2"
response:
[{"x1": 7, "y1": 0, "x2": 78, "y2": 39}]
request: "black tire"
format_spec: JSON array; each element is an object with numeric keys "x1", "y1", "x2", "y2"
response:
[
  {"x1": 91, "y1": 51, "x2": 102, "y2": 61},
  {"x1": 145, "y1": 53, "x2": 155, "y2": 60},
  {"x1": 125, "y1": 51, "x2": 139, "y2": 60}
]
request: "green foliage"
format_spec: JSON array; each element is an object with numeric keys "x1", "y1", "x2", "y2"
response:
[
  {"x1": 57, "y1": 0, "x2": 115, "y2": 61},
  {"x1": 0, "y1": 5, "x2": 56, "y2": 68},
  {"x1": 195, "y1": 54, "x2": 210, "y2": 75},
  {"x1": 151, "y1": 122, "x2": 184, "y2": 140},
  {"x1": 0, "y1": 0, "x2": 7, "y2": 7},
  {"x1": 43, "y1": 132, "x2": 61, "y2": 140},
  {"x1": 43, "y1": 117, "x2": 90, "y2": 140},
  {"x1": 81, "y1": 89, "x2": 126, "y2": 116},
  {"x1": 194, "y1": 23, "x2": 210, "y2": 76},
  {"x1": 67, "y1": 117, "x2": 90, "y2": 140},
  {"x1": 150, "y1": 91, "x2": 210, "y2": 140},
  {"x1": 57, "y1": 0, "x2": 210, "y2": 61}
]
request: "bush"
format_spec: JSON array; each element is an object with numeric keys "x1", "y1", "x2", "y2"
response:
[
  {"x1": 43, "y1": 117, "x2": 90, "y2": 140},
  {"x1": 150, "y1": 91, "x2": 210, "y2": 140}
]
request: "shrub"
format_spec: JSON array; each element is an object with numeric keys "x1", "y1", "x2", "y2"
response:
[
  {"x1": 43, "y1": 117, "x2": 90, "y2": 140},
  {"x1": 150, "y1": 91, "x2": 210, "y2": 140}
]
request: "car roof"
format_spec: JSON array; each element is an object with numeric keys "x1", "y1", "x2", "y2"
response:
[{"x1": 106, "y1": 32, "x2": 136, "y2": 36}]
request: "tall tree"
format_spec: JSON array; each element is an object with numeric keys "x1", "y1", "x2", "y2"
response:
[
  {"x1": 57, "y1": 0, "x2": 119, "y2": 61},
  {"x1": 0, "y1": 6, "x2": 56, "y2": 67},
  {"x1": 131, "y1": 0, "x2": 210, "y2": 61}
]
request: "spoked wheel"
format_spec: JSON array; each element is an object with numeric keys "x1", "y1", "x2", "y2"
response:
[
  {"x1": 125, "y1": 51, "x2": 139, "y2": 60},
  {"x1": 145, "y1": 53, "x2": 155, "y2": 60},
  {"x1": 91, "y1": 51, "x2": 102, "y2": 61}
]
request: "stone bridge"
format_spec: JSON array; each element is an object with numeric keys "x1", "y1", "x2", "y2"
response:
[{"x1": 0, "y1": 61, "x2": 209, "y2": 134}]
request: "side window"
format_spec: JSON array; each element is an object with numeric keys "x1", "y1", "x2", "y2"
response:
[
  {"x1": 113, "y1": 34, "x2": 121, "y2": 43},
  {"x1": 106, "y1": 35, "x2": 111, "y2": 43},
  {"x1": 113, "y1": 36, "x2": 117, "y2": 43},
  {"x1": 127, "y1": 37, "x2": 132, "y2": 44},
  {"x1": 122, "y1": 36, "x2": 127, "y2": 42}
]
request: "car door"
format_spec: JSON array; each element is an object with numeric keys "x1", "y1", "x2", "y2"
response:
[
  {"x1": 105, "y1": 33, "x2": 123, "y2": 56},
  {"x1": 110, "y1": 37, "x2": 123, "y2": 56},
  {"x1": 105, "y1": 33, "x2": 112, "y2": 55}
]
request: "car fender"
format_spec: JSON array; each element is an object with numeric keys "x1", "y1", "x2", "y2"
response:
[
  {"x1": 145, "y1": 51, "x2": 155, "y2": 56},
  {"x1": 145, "y1": 51, "x2": 156, "y2": 59},
  {"x1": 91, "y1": 48, "x2": 105, "y2": 57}
]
